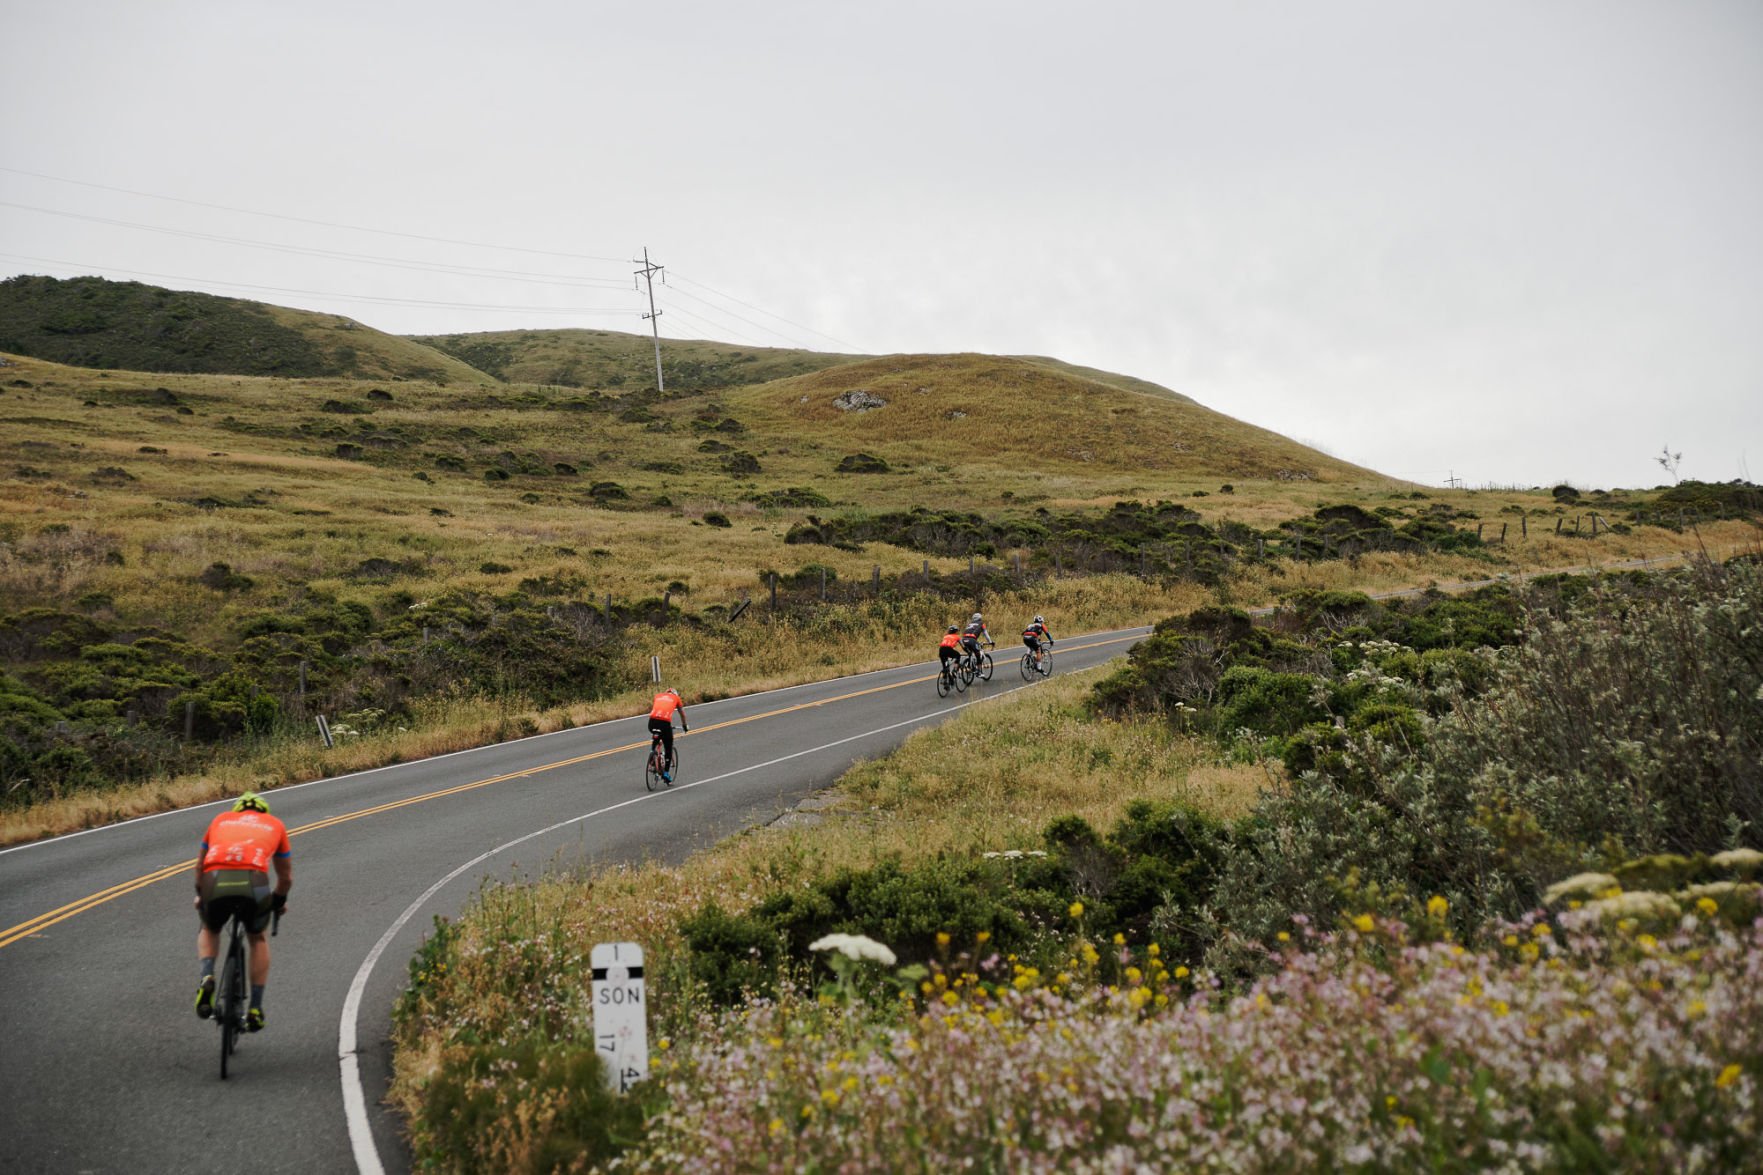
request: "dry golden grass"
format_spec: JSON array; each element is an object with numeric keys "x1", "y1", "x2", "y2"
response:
[{"x1": 4, "y1": 348, "x2": 1751, "y2": 845}]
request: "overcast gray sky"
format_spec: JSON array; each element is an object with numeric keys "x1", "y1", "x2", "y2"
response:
[{"x1": 3, "y1": 0, "x2": 1758, "y2": 489}]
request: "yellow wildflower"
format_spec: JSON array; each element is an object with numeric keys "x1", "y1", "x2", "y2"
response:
[
  {"x1": 1687, "y1": 1000, "x2": 1707, "y2": 1018},
  {"x1": 657, "y1": 1037, "x2": 671, "y2": 1051},
  {"x1": 1697, "y1": 897, "x2": 1719, "y2": 916},
  {"x1": 976, "y1": 931, "x2": 991, "y2": 944},
  {"x1": 941, "y1": 990, "x2": 959, "y2": 1006},
  {"x1": 820, "y1": 1089, "x2": 841, "y2": 1108},
  {"x1": 1113, "y1": 932, "x2": 1126, "y2": 946},
  {"x1": 1426, "y1": 895, "x2": 1449, "y2": 918},
  {"x1": 1717, "y1": 1064, "x2": 1742, "y2": 1088},
  {"x1": 936, "y1": 932, "x2": 951, "y2": 948},
  {"x1": 769, "y1": 1118, "x2": 784, "y2": 1137},
  {"x1": 1353, "y1": 914, "x2": 1376, "y2": 934},
  {"x1": 1276, "y1": 931, "x2": 1290, "y2": 943},
  {"x1": 1147, "y1": 943, "x2": 1160, "y2": 957},
  {"x1": 1069, "y1": 901, "x2": 1085, "y2": 919},
  {"x1": 1530, "y1": 922, "x2": 1551, "y2": 938},
  {"x1": 1174, "y1": 966, "x2": 1190, "y2": 979}
]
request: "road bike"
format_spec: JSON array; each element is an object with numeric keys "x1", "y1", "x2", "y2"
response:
[
  {"x1": 959, "y1": 643, "x2": 994, "y2": 686},
  {"x1": 936, "y1": 656, "x2": 965, "y2": 697},
  {"x1": 216, "y1": 904, "x2": 278, "y2": 1079},
  {"x1": 644, "y1": 732, "x2": 678, "y2": 792},
  {"x1": 1020, "y1": 642, "x2": 1053, "y2": 680}
]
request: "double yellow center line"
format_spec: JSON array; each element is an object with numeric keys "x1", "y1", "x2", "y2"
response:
[{"x1": 0, "y1": 633, "x2": 1140, "y2": 950}]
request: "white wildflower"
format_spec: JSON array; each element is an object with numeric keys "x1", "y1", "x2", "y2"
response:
[
  {"x1": 809, "y1": 933, "x2": 897, "y2": 966},
  {"x1": 1542, "y1": 873, "x2": 1619, "y2": 906}
]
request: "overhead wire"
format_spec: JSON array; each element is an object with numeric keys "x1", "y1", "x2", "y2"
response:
[
  {"x1": 658, "y1": 282, "x2": 824, "y2": 351},
  {"x1": 0, "y1": 252, "x2": 645, "y2": 316},
  {"x1": 671, "y1": 271, "x2": 861, "y2": 351},
  {"x1": 0, "y1": 166, "x2": 865, "y2": 348},
  {"x1": 0, "y1": 164, "x2": 632, "y2": 263},
  {"x1": 0, "y1": 201, "x2": 632, "y2": 289}
]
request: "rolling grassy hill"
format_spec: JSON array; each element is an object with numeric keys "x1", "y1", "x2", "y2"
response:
[
  {"x1": 0, "y1": 275, "x2": 496, "y2": 385},
  {"x1": 410, "y1": 326, "x2": 860, "y2": 391}
]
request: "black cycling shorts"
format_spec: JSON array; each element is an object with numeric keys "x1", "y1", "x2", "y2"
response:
[
  {"x1": 1023, "y1": 634, "x2": 1043, "y2": 651},
  {"x1": 198, "y1": 868, "x2": 274, "y2": 934}
]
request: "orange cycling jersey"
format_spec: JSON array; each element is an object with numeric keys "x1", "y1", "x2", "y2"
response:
[
  {"x1": 649, "y1": 692, "x2": 685, "y2": 722},
  {"x1": 200, "y1": 810, "x2": 291, "y2": 874},
  {"x1": 939, "y1": 633, "x2": 963, "y2": 650}
]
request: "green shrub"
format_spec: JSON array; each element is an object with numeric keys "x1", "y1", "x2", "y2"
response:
[{"x1": 678, "y1": 902, "x2": 785, "y2": 1005}]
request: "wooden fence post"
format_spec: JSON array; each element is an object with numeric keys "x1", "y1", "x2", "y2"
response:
[
  {"x1": 819, "y1": 568, "x2": 826, "y2": 601},
  {"x1": 1499, "y1": 522, "x2": 1507, "y2": 543},
  {"x1": 873, "y1": 565, "x2": 880, "y2": 595},
  {"x1": 1521, "y1": 515, "x2": 1527, "y2": 539}
]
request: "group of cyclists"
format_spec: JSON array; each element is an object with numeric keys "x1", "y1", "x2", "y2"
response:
[
  {"x1": 939, "y1": 611, "x2": 1054, "y2": 677},
  {"x1": 191, "y1": 614, "x2": 1055, "y2": 1038}
]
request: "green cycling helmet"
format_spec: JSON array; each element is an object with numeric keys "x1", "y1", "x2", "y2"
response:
[{"x1": 232, "y1": 791, "x2": 271, "y2": 815}]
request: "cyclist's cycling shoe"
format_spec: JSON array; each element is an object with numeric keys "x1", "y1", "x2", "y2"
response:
[
  {"x1": 246, "y1": 1007, "x2": 265, "y2": 1033},
  {"x1": 662, "y1": 771, "x2": 673, "y2": 782},
  {"x1": 195, "y1": 976, "x2": 215, "y2": 1019}
]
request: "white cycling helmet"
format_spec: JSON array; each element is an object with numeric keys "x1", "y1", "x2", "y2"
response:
[
  {"x1": 1033, "y1": 615, "x2": 1044, "y2": 625},
  {"x1": 970, "y1": 612, "x2": 983, "y2": 623}
]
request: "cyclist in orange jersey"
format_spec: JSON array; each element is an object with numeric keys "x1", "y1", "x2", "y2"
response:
[
  {"x1": 193, "y1": 792, "x2": 292, "y2": 1032},
  {"x1": 938, "y1": 625, "x2": 964, "y2": 673},
  {"x1": 648, "y1": 687, "x2": 689, "y2": 781}
]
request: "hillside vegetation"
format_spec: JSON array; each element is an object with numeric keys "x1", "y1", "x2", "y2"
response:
[
  {"x1": 0, "y1": 275, "x2": 495, "y2": 385},
  {"x1": 411, "y1": 327, "x2": 858, "y2": 391},
  {"x1": 2, "y1": 333, "x2": 1756, "y2": 843}
]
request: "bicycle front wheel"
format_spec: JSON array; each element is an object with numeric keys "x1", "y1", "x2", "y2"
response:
[
  {"x1": 1037, "y1": 650, "x2": 1053, "y2": 677},
  {"x1": 955, "y1": 660, "x2": 971, "y2": 692},
  {"x1": 663, "y1": 748, "x2": 679, "y2": 787},
  {"x1": 1020, "y1": 652, "x2": 1036, "y2": 681},
  {"x1": 978, "y1": 652, "x2": 994, "y2": 682}
]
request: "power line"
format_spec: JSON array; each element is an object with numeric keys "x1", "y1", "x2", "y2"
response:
[
  {"x1": 670, "y1": 271, "x2": 861, "y2": 351},
  {"x1": 0, "y1": 252, "x2": 646, "y2": 316},
  {"x1": 0, "y1": 200, "x2": 632, "y2": 289},
  {"x1": 660, "y1": 283, "x2": 826, "y2": 351},
  {"x1": 0, "y1": 164, "x2": 631, "y2": 263}
]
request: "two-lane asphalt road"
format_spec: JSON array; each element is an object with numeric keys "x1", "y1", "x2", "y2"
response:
[{"x1": 0, "y1": 627, "x2": 1147, "y2": 1174}]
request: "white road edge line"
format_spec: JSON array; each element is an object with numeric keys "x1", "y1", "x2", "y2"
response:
[{"x1": 338, "y1": 697, "x2": 1004, "y2": 1174}]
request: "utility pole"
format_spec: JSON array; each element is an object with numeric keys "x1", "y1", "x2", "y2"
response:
[
  {"x1": 634, "y1": 247, "x2": 665, "y2": 393},
  {"x1": 1445, "y1": 471, "x2": 1463, "y2": 490}
]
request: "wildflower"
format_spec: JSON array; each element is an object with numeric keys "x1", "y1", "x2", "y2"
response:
[
  {"x1": 657, "y1": 1037, "x2": 671, "y2": 1051},
  {"x1": 1426, "y1": 895, "x2": 1449, "y2": 918},
  {"x1": 1069, "y1": 901, "x2": 1085, "y2": 919},
  {"x1": 1717, "y1": 1064, "x2": 1743, "y2": 1088},
  {"x1": 1147, "y1": 943, "x2": 1160, "y2": 957},
  {"x1": 1352, "y1": 914, "x2": 1376, "y2": 934},
  {"x1": 1276, "y1": 931, "x2": 1290, "y2": 943},
  {"x1": 820, "y1": 1088, "x2": 841, "y2": 1107},
  {"x1": 936, "y1": 931, "x2": 950, "y2": 947},
  {"x1": 1710, "y1": 848, "x2": 1763, "y2": 873},
  {"x1": 1174, "y1": 966, "x2": 1190, "y2": 979},
  {"x1": 769, "y1": 1118, "x2": 784, "y2": 1137},
  {"x1": 1696, "y1": 897, "x2": 1719, "y2": 917},
  {"x1": 809, "y1": 933, "x2": 897, "y2": 966}
]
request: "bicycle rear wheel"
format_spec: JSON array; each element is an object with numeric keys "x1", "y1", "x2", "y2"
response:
[
  {"x1": 936, "y1": 665, "x2": 953, "y2": 697},
  {"x1": 219, "y1": 921, "x2": 244, "y2": 1079},
  {"x1": 644, "y1": 743, "x2": 665, "y2": 792}
]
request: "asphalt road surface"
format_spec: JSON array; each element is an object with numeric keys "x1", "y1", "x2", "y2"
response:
[{"x1": 0, "y1": 626, "x2": 1148, "y2": 1174}]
